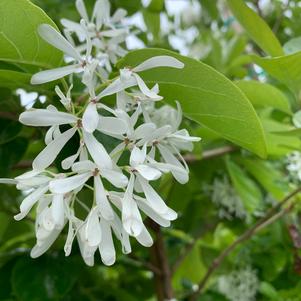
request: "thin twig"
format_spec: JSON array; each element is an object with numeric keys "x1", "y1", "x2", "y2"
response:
[
  {"x1": 189, "y1": 187, "x2": 301, "y2": 301},
  {"x1": 184, "y1": 145, "x2": 237, "y2": 163},
  {"x1": 0, "y1": 111, "x2": 18, "y2": 121},
  {"x1": 128, "y1": 253, "x2": 162, "y2": 275}
]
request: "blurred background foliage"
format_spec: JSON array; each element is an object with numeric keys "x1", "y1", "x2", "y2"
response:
[{"x1": 2, "y1": 0, "x2": 301, "y2": 300}]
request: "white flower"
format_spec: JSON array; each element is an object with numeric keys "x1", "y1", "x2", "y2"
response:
[
  {"x1": 31, "y1": 24, "x2": 95, "y2": 85},
  {"x1": 98, "y1": 56, "x2": 184, "y2": 99}
]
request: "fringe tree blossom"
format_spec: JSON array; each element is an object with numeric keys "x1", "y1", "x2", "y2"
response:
[{"x1": 0, "y1": 0, "x2": 200, "y2": 266}]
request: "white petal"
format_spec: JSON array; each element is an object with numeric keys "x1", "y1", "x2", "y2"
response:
[
  {"x1": 31, "y1": 64, "x2": 82, "y2": 85},
  {"x1": 64, "y1": 220, "x2": 76, "y2": 256},
  {"x1": 19, "y1": 109, "x2": 77, "y2": 126},
  {"x1": 85, "y1": 207, "x2": 102, "y2": 247},
  {"x1": 101, "y1": 28, "x2": 127, "y2": 37},
  {"x1": 72, "y1": 160, "x2": 95, "y2": 173},
  {"x1": 83, "y1": 131, "x2": 112, "y2": 169},
  {"x1": 130, "y1": 145, "x2": 146, "y2": 167},
  {"x1": 134, "y1": 123, "x2": 156, "y2": 140},
  {"x1": 82, "y1": 103, "x2": 99, "y2": 133},
  {"x1": 61, "y1": 19, "x2": 86, "y2": 41},
  {"x1": 30, "y1": 228, "x2": 61, "y2": 258},
  {"x1": 133, "y1": 73, "x2": 160, "y2": 99},
  {"x1": 110, "y1": 212, "x2": 132, "y2": 254},
  {"x1": 136, "y1": 226, "x2": 153, "y2": 247},
  {"x1": 99, "y1": 219, "x2": 116, "y2": 266},
  {"x1": 51, "y1": 194, "x2": 65, "y2": 228},
  {"x1": 157, "y1": 144, "x2": 188, "y2": 184},
  {"x1": 98, "y1": 77, "x2": 136, "y2": 98},
  {"x1": 135, "y1": 196, "x2": 172, "y2": 227},
  {"x1": 122, "y1": 174, "x2": 143, "y2": 237},
  {"x1": 49, "y1": 172, "x2": 91, "y2": 194},
  {"x1": 133, "y1": 56, "x2": 184, "y2": 72},
  {"x1": 38, "y1": 24, "x2": 82, "y2": 61},
  {"x1": 136, "y1": 164, "x2": 161, "y2": 181},
  {"x1": 33, "y1": 127, "x2": 77, "y2": 171},
  {"x1": 92, "y1": 0, "x2": 108, "y2": 28},
  {"x1": 0, "y1": 178, "x2": 17, "y2": 185},
  {"x1": 137, "y1": 176, "x2": 169, "y2": 215},
  {"x1": 97, "y1": 116, "x2": 127, "y2": 135},
  {"x1": 61, "y1": 151, "x2": 80, "y2": 170},
  {"x1": 102, "y1": 169, "x2": 128, "y2": 188},
  {"x1": 94, "y1": 176, "x2": 114, "y2": 220},
  {"x1": 14, "y1": 185, "x2": 49, "y2": 221},
  {"x1": 111, "y1": 8, "x2": 127, "y2": 22},
  {"x1": 138, "y1": 125, "x2": 172, "y2": 145},
  {"x1": 76, "y1": 0, "x2": 89, "y2": 22}
]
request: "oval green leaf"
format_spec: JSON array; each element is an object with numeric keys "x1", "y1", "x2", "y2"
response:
[{"x1": 0, "y1": 0, "x2": 63, "y2": 88}]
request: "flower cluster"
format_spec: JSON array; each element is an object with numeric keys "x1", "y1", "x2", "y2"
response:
[
  {"x1": 218, "y1": 266, "x2": 259, "y2": 301},
  {"x1": 1, "y1": 0, "x2": 200, "y2": 266},
  {"x1": 205, "y1": 177, "x2": 246, "y2": 220}
]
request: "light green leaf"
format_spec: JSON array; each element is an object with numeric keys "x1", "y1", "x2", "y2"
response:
[
  {"x1": 118, "y1": 48, "x2": 267, "y2": 157},
  {"x1": 172, "y1": 245, "x2": 206, "y2": 289},
  {"x1": 283, "y1": 36, "x2": 301, "y2": 54},
  {"x1": 237, "y1": 157, "x2": 290, "y2": 200},
  {"x1": 261, "y1": 117, "x2": 301, "y2": 156},
  {"x1": 235, "y1": 80, "x2": 291, "y2": 114},
  {"x1": 226, "y1": 0, "x2": 283, "y2": 57},
  {"x1": 0, "y1": 0, "x2": 62, "y2": 69},
  {"x1": 226, "y1": 158, "x2": 262, "y2": 213},
  {"x1": 252, "y1": 52, "x2": 301, "y2": 93}
]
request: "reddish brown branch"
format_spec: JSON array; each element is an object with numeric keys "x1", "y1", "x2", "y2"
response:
[{"x1": 148, "y1": 220, "x2": 174, "y2": 301}]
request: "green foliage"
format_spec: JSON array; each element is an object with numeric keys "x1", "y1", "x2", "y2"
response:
[
  {"x1": 1, "y1": 1, "x2": 301, "y2": 301},
  {"x1": 226, "y1": 0, "x2": 284, "y2": 57},
  {"x1": 0, "y1": 0, "x2": 62, "y2": 88}
]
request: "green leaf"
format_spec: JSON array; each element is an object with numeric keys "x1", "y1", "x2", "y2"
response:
[
  {"x1": 172, "y1": 245, "x2": 206, "y2": 289},
  {"x1": 118, "y1": 48, "x2": 267, "y2": 157},
  {"x1": 0, "y1": 0, "x2": 62, "y2": 69},
  {"x1": 0, "y1": 119, "x2": 22, "y2": 145},
  {"x1": 237, "y1": 157, "x2": 290, "y2": 200},
  {"x1": 283, "y1": 36, "x2": 301, "y2": 54},
  {"x1": 12, "y1": 256, "x2": 80, "y2": 301},
  {"x1": 226, "y1": 158, "x2": 262, "y2": 213},
  {"x1": 0, "y1": 0, "x2": 63, "y2": 89},
  {"x1": 252, "y1": 52, "x2": 301, "y2": 93},
  {"x1": 261, "y1": 117, "x2": 301, "y2": 156},
  {"x1": 235, "y1": 80, "x2": 291, "y2": 114},
  {"x1": 226, "y1": 0, "x2": 283, "y2": 57}
]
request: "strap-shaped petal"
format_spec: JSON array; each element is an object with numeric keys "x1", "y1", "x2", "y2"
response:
[
  {"x1": 82, "y1": 103, "x2": 99, "y2": 133},
  {"x1": 14, "y1": 185, "x2": 49, "y2": 221},
  {"x1": 99, "y1": 219, "x2": 116, "y2": 266},
  {"x1": 83, "y1": 131, "x2": 112, "y2": 169},
  {"x1": 49, "y1": 172, "x2": 92, "y2": 194},
  {"x1": 31, "y1": 64, "x2": 82, "y2": 85},
  {"x1": 75, "y1": 0, "x2": 89, "y2": 22},
  {"x1": 19, "y1": 109, "x2": 77, "y2": 126},
  {"x1": 133, "y1": 55, "x2": 184, "y2": 72},
  {"x1": 38, "y1": 24, "x2": 82, "y2": 61},
  {"x1": 33, "y1": 127, "x2": 77, "y2": 171},
  {"x1": 122, "y1": 174, "x2": 143, "y2": 237},
  {"x1": 94, "y1": 176, "x2": 114, "y2": 220}
]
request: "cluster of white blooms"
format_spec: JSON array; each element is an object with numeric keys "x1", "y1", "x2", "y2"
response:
[
  {"x1": 0, "y1": 0, "x2": 200, "y2": 266},
  {"x1": 286, "y1": 151, "x2": 301, "y2": 182},
  {"x1": 218, "y1": 266, "x2": 259, "y2": 301},
  {"x1": 209, "y1": 177, "x2": 246, "y2": 220}
]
